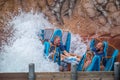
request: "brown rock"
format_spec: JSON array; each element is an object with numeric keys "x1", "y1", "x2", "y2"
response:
[
  {"x1": 108, "y1": 38, "x2": 120, "y2": 51},
  {"x1": 106, "y1": 2, "x2": 117, "y2": 13},
  {"x1": 0, "y1": 0, "x2": 120, "y2": 53},
  {"x1": 98, "y1": 16, "x2": 107, "y2": 25},
  {"x1": 83, "y1": 2, "x2": 94, "y2": 9},
  {"x1": 86, "y1": 8, "x2": 96, "y2": 18},
  {"x1": 111, "y1": 11, "x2": 120, "y2": 26},
  {"x1": 110, "y1": 26, "x2": 120, "y2": 37},
  {"x1": 86, "y1": 23, "x2": 97, "y2": 35},
  {"x1": 96, "y1": 0, "x2": 106, "y2": 5},
  {"x1": 98, "y1": 25, "x2": 111, "y2": 36},
  {"x1": 82, "y1": 1, "x2": 97, "y2": 18}
]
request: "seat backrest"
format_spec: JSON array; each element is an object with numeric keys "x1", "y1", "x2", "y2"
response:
[
  {"x1": 94, "y1": 39, "x2": 99, "y2": 45},
  {"x1": 104, "y1": 49, "x2": 119, "y2": 71},
  {"x1": 43, "y1": 29, "x2": 71, "y2": 64},
  {"x1": 77, "y1": 54, "x2": 86, "y2": 71},
  {"x1": 103, "y1": 41, "x2": 108, "y2": 57},
  {"x1": 39, "y1": 29, "x2": 54, "y2": 42},
  {"x1": 50, "y1": 29, "x2": 62, "y2": 42},
  {"x1": 62, "y1": 31, "x2": 69, "y2": 45},
  {"x1": 62, "y1": 31, "x2": 71, "y2": 52},
  {"x1": 107, "y1": 45, "x2": 116, "y2": 57},
  {"x1": 77, "y1": 53, "x2": 101, "y2": 71},
  {"x1": 43, "y1": 29, "x2": 54, "y2": 41},
  {"x1": 95, "y1": 39, "x2": 108, "y2": 56},
  {"x1": 86, "y1": 55, "x2": 101, "y2": 71},
  {"x1": 90, "y1": 39, "x2": 108, "y2": 57}
]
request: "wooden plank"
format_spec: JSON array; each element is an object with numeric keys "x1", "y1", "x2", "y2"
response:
[
  {"x1": 36, "y1": 72, "x2": 71, "y2": 80},
  {"x1": 36, "y1": 71, "x2": 114, "y2": 80},
  {"x1": 77, "y1": 71, "x2": 114, "y2": 80},
  {"x1": 0, "y1": 73, "x2": 28, "y2": 80},
  {"x1": 0, "y1": 78, "x2": 27, "y2": 80},
  {"x1": 0, "y1": 71, "x2": 114, "y2": 80}
]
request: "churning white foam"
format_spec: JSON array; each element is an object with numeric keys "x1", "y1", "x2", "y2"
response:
[
  {"x1": 0, "y1": 11, "x2": 86, "y2": 72},
  {"x1": 0, "y1": 12, "x2": 59, "y2": 72},
  {"x1": 70, "y1": 34, "x2": 87, "y2": 56}
]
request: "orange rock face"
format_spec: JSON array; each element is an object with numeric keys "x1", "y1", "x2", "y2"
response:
[{"x1": 0, "y1": 0, "x2": 120, "y2": 52}]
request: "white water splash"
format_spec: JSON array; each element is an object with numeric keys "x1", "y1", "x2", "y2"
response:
[
  {"x1": 70, "y1": 34, "x2": 87, "y2": 56},
  {"x1": 0, "y1": 11, "x2": 86, "y2": 72},
  {"x1": 0, "y1": 12, "x2": 59, "y2": 72}
]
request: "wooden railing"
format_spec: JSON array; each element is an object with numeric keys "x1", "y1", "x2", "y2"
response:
[
  {"x1": 0, "y1": 71, "x2": 114, "y2": 80},
  {"x1": 35, "y1": 71, "x2": 114, "y2": 80},
  {"x1": 0, "y1": 72, "x2": 114, "y2": 80},
  {"x1": 0, "y1": 62, "x2": 119, "y2": 80},
  {"x1": 0, "y1": 73, "x2": 28, "y2": 80}
]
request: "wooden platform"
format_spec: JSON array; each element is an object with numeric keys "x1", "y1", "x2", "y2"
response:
[{"x1": 0, "y1": 71, "x2": 114, "y2": 80}]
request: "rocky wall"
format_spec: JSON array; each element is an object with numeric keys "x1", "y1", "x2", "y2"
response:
[{"x1": 0, "y1": 0, "x2": 120, "y2": 51}]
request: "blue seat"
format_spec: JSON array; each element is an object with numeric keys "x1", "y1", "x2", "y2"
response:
[
  {"x1": 50, "y1": 29, "x2": 71, "y2": 52},
  {"x1": 39, "y1": 29, "x2": 54, "y2": 41},
  {"x1": 49, "y1": 29, "x2": 62, "y2": 65},
  {"x1": 77, "y1": 39, "x2": 108, "y2": 71},
  {"x1": 61, "y1": 31, "x2": 71, "y2": 52},
  {"x1": 44, "y1": 41, "x2": 51, "y2": 57},
  {"x1": 77, "y1": 53, "x2": 86, "y2": 71},
  {"x1": 104, "y1": 49, "x2": 119, "y2": 71},
  {"x1": 86, "y1": 55, "x2": 100, "y2": 71},
  {"x1": 39, "y1": 29, "x2": 54, "y2": 57},
  {"x1": 89, "y1": 38, "x2": 119, "y2": 71},
  {"x1": 50, "y1": 29, "x2": 62, "y2": 42},
  {"x1": 77, "y1": 53, "x2": 101, "y2": 71},
  {"x1": 39, "y1": 29, "x2": 71, "y2": 65},
  {"x1": 103, "y1": 41, "x2": 108, "y2": 57},
  {"x1": 90, "y1": 39, "x2": 108, "y2": 58}
]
